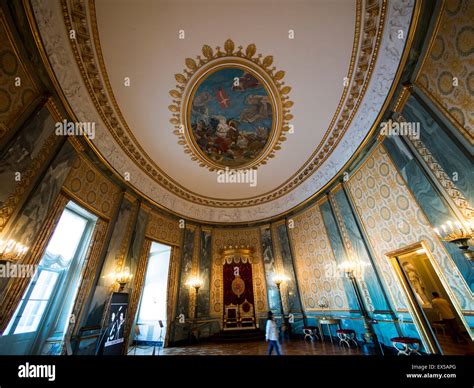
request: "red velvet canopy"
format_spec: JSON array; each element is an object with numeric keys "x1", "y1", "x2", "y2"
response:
[{"x1": 223, "y1": 262, "x2": 255, "y2": 307}]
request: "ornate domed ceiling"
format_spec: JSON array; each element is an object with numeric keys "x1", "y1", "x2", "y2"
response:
[{"x1": 30, "y1": 0, "x2": 416, "y2": 223}]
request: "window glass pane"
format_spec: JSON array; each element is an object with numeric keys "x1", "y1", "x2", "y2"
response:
[
  {"x1": 29, "y1": 271, "x2": 59, "y2": 301},
  {"x1": 14, "y1": 300, "x2": 48, "y2": 334},
  {"x1": 5, "y1": 204, "x2": 91, "y2": 336},
  {"x1": 44, "y1": 209, "x2": 88, "y2": 264}
]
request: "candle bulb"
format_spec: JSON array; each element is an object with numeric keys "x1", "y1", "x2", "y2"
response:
[
  {"x1": 447, "y1": 221, "x2": 454, "y2": 233},
  {"x1": 468, "y1": 220, "x2": 474, "y2": 232},
  {"x1": 441, "y1": 224, "x2": 447, "y2": 236},
  {"x1": 433, "y1": 228, "x2": 441, "y2": 237}
]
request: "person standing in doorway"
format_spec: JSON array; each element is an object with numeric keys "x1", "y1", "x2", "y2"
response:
[
  {"x1": 431, "y1": 292, "x2": 464, "y2": 343},
  {"x1": 266, "y1": 311, "x2": 281, "y2": 355}
]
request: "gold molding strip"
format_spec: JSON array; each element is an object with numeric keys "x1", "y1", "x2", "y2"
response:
[{"x1": 392, "y1": 84, "x2": 413, "y2": 114}]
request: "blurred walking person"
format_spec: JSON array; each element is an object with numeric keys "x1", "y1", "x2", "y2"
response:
[{"x1": 265, "y1": 311, "x2": 281, "y2": 355}]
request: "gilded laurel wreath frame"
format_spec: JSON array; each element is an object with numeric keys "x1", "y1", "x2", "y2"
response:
[{"x1": 169, "y1": 39, "x2": 293, "y2": 171}]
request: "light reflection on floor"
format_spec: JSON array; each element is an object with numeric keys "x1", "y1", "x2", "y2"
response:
[{"x1": 128, "y1": 339, "x2": 364, "y2": 356}]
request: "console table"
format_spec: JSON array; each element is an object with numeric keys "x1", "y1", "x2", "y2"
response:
[{"x1": 318, "y1": 318, "x2": 341, "y2": 345}]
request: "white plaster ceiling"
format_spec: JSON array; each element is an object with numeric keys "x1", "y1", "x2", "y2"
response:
[{"x1": 93, "y1": 0, "x2": 356, "y2": 200}]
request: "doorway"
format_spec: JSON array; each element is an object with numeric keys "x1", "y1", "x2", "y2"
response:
[
  {"x1": 386, "y1": 241, "x2": 473, "y2": 355},
  {"x1": 129, "y1": 241, "x2": 171, "y2": 355}
]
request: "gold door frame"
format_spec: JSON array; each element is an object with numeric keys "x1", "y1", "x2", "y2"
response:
[{"x1": 385, "y1": 240, "x2": 473, "y2": 355}]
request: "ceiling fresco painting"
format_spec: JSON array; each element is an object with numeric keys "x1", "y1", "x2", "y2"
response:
[
  {"x1": 170, "y1": 40, "x2": 293, "y2": 171},
  {"x1": 189, "y1": 66, "x2": 274, "y2": 169}
]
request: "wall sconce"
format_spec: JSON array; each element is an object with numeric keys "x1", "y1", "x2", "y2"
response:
[
  {"x1": 434, "y1": 220, "x2": 473, "y2": 262},
  {"x1": 187, "y1": 277, "x2": 203, "y2": 291},
  {"x1": 115, "y1": 267, "x2": 133, "y2": 292},
  {"x1": 338, "y1": 261, "x2": 357, "y2": 278},
  {"x1": 273, "y1": 273, "x2": 289, "y2": 288},
  {"x1": 272, "y1": 273, "x2": 289, "y2": 318},
  {"x1": 0, "y1": 239, "x2": 29, "y2": 262},
  {"x1": 187, "y1": 277, "x2": 203, "y2": 319}
]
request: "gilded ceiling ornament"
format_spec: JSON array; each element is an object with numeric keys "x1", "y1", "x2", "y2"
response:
[{"x1": 169, "y1": 39, "x2": 293, "y2": 171}]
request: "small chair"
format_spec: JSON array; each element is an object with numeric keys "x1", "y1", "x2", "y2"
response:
[
  {"x1": 224, "y1": 304, "x2": 239, "y2": 328},
  {"x1": 431, "y1": 313, "x2": 447, "y2": 336},
  {"x1": 239, "y1": 300, "x2": 256, "y2": 328},
  {"x1": 303, "y1": 326, "x2": 320, "y2": 341},
  {"x1": 336, "y1": 329, "x2": 358, "y2": 348},
  {"x1": 390, "y1": 337, "x2": 421, "y2": 355}
]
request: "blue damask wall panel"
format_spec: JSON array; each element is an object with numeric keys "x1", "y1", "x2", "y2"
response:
[
  {"x1": 384, "y1": 135, "x2": 473, "y2": 291},
  {"x1": 319, "y1": 201, "x2": 358, "y2": 310},
  {"x1": 197, "y1": 229, "x2": 211, "y2": 318},
  {"x1": 403, "y1": 96, "x2": 473, "y2": 206},
  {"x1": 276, "y1": 224, "x2": 302, "y2": 314},
  {"x1": 0, "y1": 141, "x2": 75, "y2": 296},
  {"x1": 334, "y1": 189, "x2": 390, "y2": 312},
  {"x1": 176, "y1": 227, "x2": 195, "y2": 318},
  {"x1": 85, "y1": 197, "x2": 133, "y2": 327},
  {"x1": 126, "y1": 207, "x2": 149, "y2": 288},
  {"x1": 261, "y1": 227, "x2": 281, "y2": 313}
]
